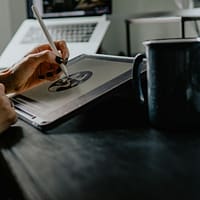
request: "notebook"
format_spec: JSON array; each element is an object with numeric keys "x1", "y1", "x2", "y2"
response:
[
  {"x1": 0, "y1": 0, "x2": 111, "y2": 69},
  {"x1": 11, "y1": 54, "x2": 134, "y2": 130}
]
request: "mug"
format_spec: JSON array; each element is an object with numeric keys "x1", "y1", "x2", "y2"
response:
[{"x1": 132, "y1": 38, "x2": 200, "y2": 129}]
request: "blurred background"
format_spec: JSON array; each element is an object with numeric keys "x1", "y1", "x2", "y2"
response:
[{"x1": 1, "y1": 0, "x2": 200, "y2": 57}]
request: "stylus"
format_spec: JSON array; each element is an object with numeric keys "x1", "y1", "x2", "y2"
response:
[{"x1": 31, "y1": 5, "x2": 69, "y2": 77}]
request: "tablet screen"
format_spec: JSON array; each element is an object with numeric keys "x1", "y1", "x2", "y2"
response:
[{"x1": 12, "y1": 54, "x2": 133, "y2": 129}]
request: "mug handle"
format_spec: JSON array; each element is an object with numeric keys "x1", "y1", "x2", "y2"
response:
[{"x1": 132, "y1": 53, "x2": 146, "y2": 104}]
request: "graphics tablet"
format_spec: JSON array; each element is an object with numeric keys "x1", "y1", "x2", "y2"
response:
[{"x1": 11, "y1": 54, "x2": 134, "y2": 129}]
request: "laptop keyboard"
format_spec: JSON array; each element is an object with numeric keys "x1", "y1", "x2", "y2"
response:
[{"x1": 21, "y1": 23, "x2": 97, "y2": 43}]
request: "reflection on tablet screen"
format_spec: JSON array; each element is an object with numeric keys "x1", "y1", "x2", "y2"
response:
[{"x1": 48, "y1": 71, "x2": 93, "y2": 92}]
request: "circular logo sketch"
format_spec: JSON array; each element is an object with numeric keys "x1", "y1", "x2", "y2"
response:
[{"x1": 48, "y1": 71, "x2": 93, "y2": 92}]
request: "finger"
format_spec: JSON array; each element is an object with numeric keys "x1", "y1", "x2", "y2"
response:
[
  {"x1": 27, "y1": 44, "x2": 52, "y2": 54},
  {"x1": 38, "y1": 65, "x2": 62, "y2": 80},
  {"x1": 38, "y1": 72, "x2": 61, "y2": 81},
  {"x1": 39, "y1": 63, "x2": 59, "y2": 74},
  {"x1": 45, "y1": 73, "x2": 61, "y2": 81},
  {"x1": 4, "y1": 108, "x2": 17, "y2": 126},
  {"x1": 27, "y1": 40, "x2": 69, "y2": 59},
  {"x1": 0, "y1": 90, "x2": 17, "y2": 124},
  {"x1": 9, "y1": 100, "x2": 15, "y2": 109},
  {"x1": 54, "y1": 40, "x2": 69, "y2": 59},
  {"x1": 26, "y1": 50, "x2": 59, "y2": 67},
  {"x1": 0, "y1": 83, "x2": 5, "y2": 95}
]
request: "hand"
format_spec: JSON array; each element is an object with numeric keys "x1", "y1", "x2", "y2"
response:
[
  {"x1": 2, "y1": 40, "x2": 69, "y2": 94},
  {"x1": 0, "y1": 84, "x2": 17, "y2": 134}
]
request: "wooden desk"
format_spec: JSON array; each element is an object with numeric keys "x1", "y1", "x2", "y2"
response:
[
  {"x1": 125, "y1": 8, "x2": 200, "y2": 56},
  {"x1": 1, "y1": 82, "x2": 200, "y2": 200}
]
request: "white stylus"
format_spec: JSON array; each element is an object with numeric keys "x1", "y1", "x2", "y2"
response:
[{"x1": 31, "y1": 5, "x2": 69, "y2": 77}]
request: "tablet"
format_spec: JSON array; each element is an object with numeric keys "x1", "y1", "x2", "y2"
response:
[{"x1": 11, "y1": 54, "x2": 134, "y2": 129}]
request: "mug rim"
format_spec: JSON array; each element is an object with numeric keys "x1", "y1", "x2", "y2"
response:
[{"x1": 143, "y1": 37, "x2": 200, "y2": 45}]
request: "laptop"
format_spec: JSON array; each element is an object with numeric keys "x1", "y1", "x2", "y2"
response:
[
  {"x1": 11, "y1": 54, "x2": 134, "y2": 130},
  {"x1": 0, "y1": 0, "x2": 111, "y2": 69}
]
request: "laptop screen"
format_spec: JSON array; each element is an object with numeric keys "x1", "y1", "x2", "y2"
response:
[{"x1": 27, "y1": 0, "x2": 112, "y2": 18}]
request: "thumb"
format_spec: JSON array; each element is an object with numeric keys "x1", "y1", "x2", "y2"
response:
[{"x1": 0, "y1": 83, "x2": 5, "y2": 95}]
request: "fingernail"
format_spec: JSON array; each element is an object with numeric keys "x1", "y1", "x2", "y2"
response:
[
  {"x1": 56, "y1": 67, "x2": 62, "y2": 74},
  {"x1": 55, "y1": 56, "x2": 64, "y2": 64},
  {"x1": 10, "y1": 100, "x2": 14, "y2": 108},
  {"x1": 64, "y1": 58, "x2": 68, "y2": 65},
  {"x1": 46, "y1": 72, "x2": 53, "y2": 77},
  {"x1": 38, "y1": 75, "x2": 45, "y2": 79}
]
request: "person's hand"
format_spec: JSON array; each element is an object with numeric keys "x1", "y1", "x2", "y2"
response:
[
  {"x1": 0, "y1": 84, "x2": 17, "y2": 134},
  {"x1": 2, "y1": 40, "x2": 69, "y2": 94}
]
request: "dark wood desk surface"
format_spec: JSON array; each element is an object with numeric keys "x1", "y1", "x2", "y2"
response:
[{"x1": 1, "y1": 83, "x2": 200, "y2": 200}]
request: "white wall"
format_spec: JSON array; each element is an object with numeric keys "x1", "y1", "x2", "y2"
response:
[
  {"x1": 9, "y1": 0, "x2": 26, "y2": 34},
  {"x1": 0, "y1": 0, "x2": 26, "y2": 53},
  {"x1": 102, "y1": 0, "x2": 197, "y2": 55},
  {"x1": 0, "y1": 0, "x2": 198, "y2": 56},
  {"x1": 0, "y1": 0, "x2": 12, "y2": 53}
]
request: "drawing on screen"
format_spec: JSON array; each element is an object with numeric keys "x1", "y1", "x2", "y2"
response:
[{"x1": 48, "y1": 71, "x2": 93, "y2": 92}]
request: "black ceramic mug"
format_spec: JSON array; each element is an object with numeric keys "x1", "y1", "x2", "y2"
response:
[{"x1": 132, "y1": 38, "x2": 200, "y2": 129}]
